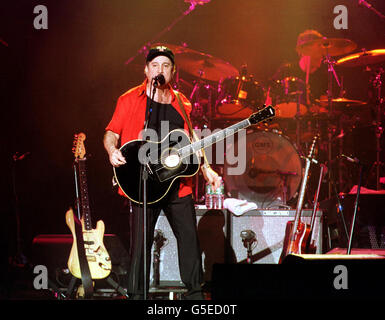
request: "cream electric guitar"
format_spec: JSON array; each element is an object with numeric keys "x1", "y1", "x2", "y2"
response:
[{"x1": 66, "y1": 133, "x2": 111, "y2": 280}]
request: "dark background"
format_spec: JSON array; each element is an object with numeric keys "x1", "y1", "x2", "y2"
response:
[{"x1": 1, "y1": 0, "x2": 384, "y2": 260}]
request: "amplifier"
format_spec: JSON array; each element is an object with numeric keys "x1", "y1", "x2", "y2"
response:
[
  {"x1": 150, "y1": 208, "x2": 323, "y2": 285},
  {"x1": 150, "y1": 208, "x2": 230, "y2": 286},
  {"x1": 230, "y1": 209, "x2": 323, "y2": 264},
  {"x1": 321, "y1": 194, "x2": 385, "y2": 250}
]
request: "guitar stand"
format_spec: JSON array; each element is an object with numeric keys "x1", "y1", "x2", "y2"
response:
[{"x1": 65, "y1": 275, "x2": 129, "y2": 299}]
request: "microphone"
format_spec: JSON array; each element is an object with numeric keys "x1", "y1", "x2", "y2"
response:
[
  {"x1": 240, "y1": 230, "x2": 256, "y2": 242},
  {"x1": 340, "y1": 154, "x2": 360, "y2": 164},
  {"x1": 153, "y1": 74, "x2": 165, "y2": 87}
]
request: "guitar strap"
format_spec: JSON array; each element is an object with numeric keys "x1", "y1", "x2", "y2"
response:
[
  {"x1": 73, "y1": 213, "x2": 94, "y2": 298},
  {"x1": 73, "y1": 161, "x2": 94, "y2": 299},
  {"x1": 174, "y1": 91, "x2": 194, "y2": 138},
  {"x1": 174, "y1": 91, "x2": 210, "y2": 167}
]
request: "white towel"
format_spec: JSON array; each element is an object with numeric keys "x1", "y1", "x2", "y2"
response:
[{"x1": 223, "y1": 198, "x2": 258, "y2": 216}]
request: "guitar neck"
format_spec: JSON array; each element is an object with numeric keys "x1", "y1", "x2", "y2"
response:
[
  {"x1": 75, "y1": 159, "x2": 92, "y2": 231},
  {"x1": 179, "y1": 118, "x2": 251, "y2": 158},
  {"x1": 291, "y1": 158, "x2": 311, "y2": 234},
  {"x1": 291, "y1": 135, "x2": 318, "y2": 237}
]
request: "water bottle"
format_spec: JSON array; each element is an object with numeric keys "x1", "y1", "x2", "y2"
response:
[
  {"x1": 205, "y1": 183, "x2": 213, "y2": 209},
  {"x1": 206, "y1": 177, "x2": 225, "y2": 209},
  {"x1": 214, "y1": 177, "x2": 225, "y2": 209}
]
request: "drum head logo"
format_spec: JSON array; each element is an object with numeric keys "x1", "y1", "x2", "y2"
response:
[{"x1": 251, "y1": 136, "x2": 273, "y2": 154}]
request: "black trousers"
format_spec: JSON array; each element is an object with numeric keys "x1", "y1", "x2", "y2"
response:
[{"x1": 126, "y1": 183, "x2": 203, "y2": 299}]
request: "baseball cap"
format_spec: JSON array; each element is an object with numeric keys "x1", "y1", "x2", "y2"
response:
[{"x1": 146, "y1": 46, "x2": 175, "y2": 65}]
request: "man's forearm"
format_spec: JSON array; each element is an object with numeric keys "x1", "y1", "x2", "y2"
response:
[{"x1": 103, "y1": 130, "x2": 120, "y2": 156}]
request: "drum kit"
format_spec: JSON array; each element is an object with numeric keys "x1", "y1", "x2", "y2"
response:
[{"x1": 153, "y1": 39, "x2": 385, "y2": 208}]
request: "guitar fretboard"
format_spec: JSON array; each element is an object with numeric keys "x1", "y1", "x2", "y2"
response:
[
  {"x1": 76, "y1": 159, "x2": 92, "y2": 231},
  {"x1": 179, "y1": 118, "x2": 250, "y2": 158}
]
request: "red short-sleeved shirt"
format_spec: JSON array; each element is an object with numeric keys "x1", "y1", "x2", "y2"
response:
[{"x1": 105, "y1": 79, "x2": 193, "y2": 199}]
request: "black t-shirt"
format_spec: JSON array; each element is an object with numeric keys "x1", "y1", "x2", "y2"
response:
[{"x1": 144, "y1": 97, "x2": 185, "y2": 141}]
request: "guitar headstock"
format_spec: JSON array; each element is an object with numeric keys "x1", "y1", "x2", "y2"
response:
[
  {"x1": 73, "y1": 132, "x2": 86, "y2": 159},
  {"x1": 248, "y1": 105, "x2": 275, "y2": 125},
  {"x1": 307, "y1": 133, "x2": 320, "y2": 159}
]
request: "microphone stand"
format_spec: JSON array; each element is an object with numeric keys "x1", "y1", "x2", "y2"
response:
[
  {"x1": 347, "y1": 160, "x2": 365, "y2": 254},
  {"x1": 11, "y1": 155, "x2": 27, "y2": 266},
  {"x1": 124, "y1": 1, "x2": 208, "y2": 65},
  {"x1": 370, "y1": 67, "x2": 384, "y2": 190},
  {"x1": 141, "y1": 79, "x2": 157, "y2": 300},
  {"x1": 359, "y1": 0, "x2": 385, "y2": 19},
  {"x1": 323, "y1": 52, "x2": 341, "y2": 197}
]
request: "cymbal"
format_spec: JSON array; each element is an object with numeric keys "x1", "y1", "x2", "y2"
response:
[
  {"x1": 152, "y1": 43, "x2": 238, "y2": 81},
  {"x1": 336, "y1": 49, "x2": 385, "y2": 67},
  {"x1": 176, "y1": 52, "x2": 239, "y2": 81},
  {"x1": 296, "y1": 38, "x2": 357, "y2": 57},
  {"x1": 152, "y1": 43, "x2": 194, "y2": 55},
  {"x1": 317, "y1": 97, "x2": 367, "y2": 109}
]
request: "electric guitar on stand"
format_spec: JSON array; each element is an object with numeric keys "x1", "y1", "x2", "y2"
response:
[
  {"x1": 66, "y1": 133, "x2": 111, "y2": 282},
  {"x1": 279, "y1": 134, "x2": 319, "y2": 263}
]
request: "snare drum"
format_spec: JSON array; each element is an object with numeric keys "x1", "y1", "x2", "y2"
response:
[
  {"x1": 216, "y1": 76, "x2": 266, "y2": 119},
  {"x1": 224, "y1": 129, "x2": 302, "y2": 208},
  {"x1": 270, "y1": 77, "x2": 308, "y2": 118}
]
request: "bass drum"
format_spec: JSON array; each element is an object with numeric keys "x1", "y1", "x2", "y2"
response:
[{"x1": 224, "y1": 129, "x2": 302, "y2": 208}]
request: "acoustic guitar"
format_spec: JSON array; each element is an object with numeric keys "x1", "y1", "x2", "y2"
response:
[
  {"x1": 66, "y1": 132, "x2": 111, "y2": 279},
  {"x1": 114, "y1": 105, "x2": 276, "y2": 204}
]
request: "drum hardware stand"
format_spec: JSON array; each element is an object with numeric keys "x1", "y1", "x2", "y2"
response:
[
  {"x1": 344, "y1": 157, "x2": 365, "y2": 254},
  {"x1": 189, "y1": 76, "x2": 212, "y2": 202},
  {"x1": 370, "y1": 67, "x2": 384, "y2": 190},
  {"x1": 10, "y1": 152, "x2": 31, "y2": 267},
  {"x1": 338, "y1": 118, "x2": 345, "y2": 192},
  {"x1": 189, "y1": 75, "x2": 212, "y2": 124},
  {"x1": 329, "y1": 155, "x2": 350, "y2": 243},
  {"x1": 295, "y1": 90, "x2": 302, "y2": 153},
  {"x1": 337, "y1": 76, "x2": 348, "y2": 192},
  {"x1": 281, "y1": 174, "x2": 289, "y2": 206},
  {"x1": 323, "y1": 53, "x2": 342, "y2": 197},
  {"x1": 278, "y1": 170, "x2": 298, "y2": 207}
]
